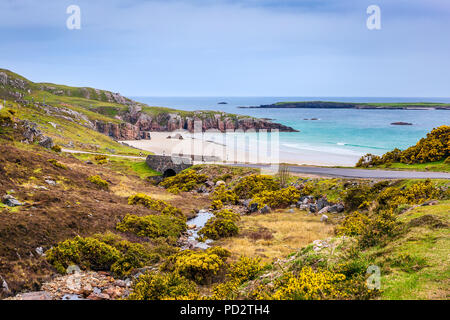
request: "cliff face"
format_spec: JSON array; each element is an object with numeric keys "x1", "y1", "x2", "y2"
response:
[
  {"x1": 0, "y1": 68, "x2": 298, "y2": 141},
  {"x1": 94, "y1": 107, "x2": 298, "y2": 140}
]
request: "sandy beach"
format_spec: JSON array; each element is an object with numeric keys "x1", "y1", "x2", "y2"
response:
[{"x1": 120, "y1": 131, "x2": 360, "y2": 167}]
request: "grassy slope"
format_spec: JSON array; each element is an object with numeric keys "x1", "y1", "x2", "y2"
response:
[
  {"x1": 376, "y1": 200, "x2": 449, "y2": 299},
  {"x1": 371, "y1": 160, "x2": 450, "y2": 173},
  {"x1": 1, "y1": 100, "x2": 149, "y2": 156}
]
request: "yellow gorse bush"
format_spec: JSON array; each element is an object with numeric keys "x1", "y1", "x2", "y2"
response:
[
  {"x1": 233, "y1": 174, "x2": 280, "y2": 199},
  {"x1": 211, "y1": 185, "x2": 239, "y2": 205},
  {"x1": 198, "y1": 209, "x2": 240, "y2": 240},
  {"x1": 87, "y1": 175, "x2": 109, "y2": 189},
  {"x1": 257, "y1": 267, "x2": 347, "y2": 300},
  {"x1": 251, "y1": 186, "x2": 300, "y2": 209},
  {"x1": 160, "y1": 169, "x2": 208, "y2": 193},
  {"x1": 161, "y1": 248, "x2": 229, "y2": 284},
  {"x1": 357, "y1": 125, "x2": 450, "y2": 166}
]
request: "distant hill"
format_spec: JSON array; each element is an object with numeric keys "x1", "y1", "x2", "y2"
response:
[
  {"x1": 240, "y1": 100, "x2": 450, "y2": 110},
  {"x1": 0, "y1": 68, "x2": 297, "y2": 145}
]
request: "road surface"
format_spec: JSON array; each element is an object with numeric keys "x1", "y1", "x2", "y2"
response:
[
  {"x1": 62, "y1": 149, "x2": 450, "y2": 179},
  {"x1": 232, "y1": 164, "x2": 450, "y2": 179}
]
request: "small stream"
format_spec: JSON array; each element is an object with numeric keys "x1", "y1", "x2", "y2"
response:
[{"x1": 186, "y1": 209, "x2": 214, "y2": 249}]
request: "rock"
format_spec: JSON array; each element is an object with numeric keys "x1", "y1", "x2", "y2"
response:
[
  {"x1": 35, "y1": 247, "x2": 44, "y2": 256},
  {"x1": 19, "y1": 291, "x2": 53, "y2": 300},
  {"x1": 85, "y1": 160, "x2": 93, "y2": 165},
  {"x1": 187, "y1": 224, "x2": 196, "y2": 230},
  {"x1": 216, "y1": 180, "x2": 226, "y2": 186},
  {"x1": 317, "y1": 198, "x2": 330, "y2": 211},
  {"x1": 248, "y1": 202, "x2": 259, "y2": 213},
  {"x1": 320, "y1": 214, "x2": 329, "y2": 222},
  {"x1": 260, "y1": 205, "x2": 271, "y2": 214},
  {"x1": 299, "y1": 204, "x2": 309, "y2": 210},
  {"x1": 197, "y1": 185, "x2": 208, "y2": 193},
  {"x1": 114, "y1": 280, "x2": 127, "y2": 288},
  {"x1": 391, "y1": 122, "x2": 413, "y2": 126},
  {"x1": 421, "y1": 200, "x2": 439, "y2": 206},
  {"x1": 38, "y1": 135, "x2": 54, "y2": 149},
  {"x1": 205, "y1": 180, "x2": 215, "y2": 188},
  {"x1": 309, "y1": 203, "x2": 317, "y2": 213},
  {"x1": 45, "y1": 179, "x2": 56, "y2": 186},
  {"x1": 318, "y1": 206, "x2": 330, "y2": 214},
  {"x1": 1, "y1": 276, "x2": 10, "y2": 294},
  {"x1": 2, "y1": 194, "x2": 22, "y2": 207},
  {"x1": 288, "y1": 209, "x2": 294, "y2": 213},
  {"x1": 328, "y1": 203, "x2": 345, "y2": 213}
]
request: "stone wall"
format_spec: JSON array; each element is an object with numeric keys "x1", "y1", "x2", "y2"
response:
[{"x1": 145, "y1": 155, "x2": 192, "y2": 175}]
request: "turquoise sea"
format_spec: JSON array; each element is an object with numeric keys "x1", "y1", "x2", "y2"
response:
[{"x1": 133, "y1": 97, "x2": 450, "y2": 166}]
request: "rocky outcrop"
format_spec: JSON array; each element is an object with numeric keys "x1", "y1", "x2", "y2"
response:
[{"x1": 94, "y1": 107, "x2": 298, "y2": 140}]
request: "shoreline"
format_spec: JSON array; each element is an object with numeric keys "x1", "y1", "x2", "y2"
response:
[{"x1": 120, "y1": 131, "x2": 360, "y2": 167}]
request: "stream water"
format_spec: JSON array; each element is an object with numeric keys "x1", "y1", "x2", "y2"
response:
[{"x1": 186, "y1": 209, "x2": 214, "y2": 249}]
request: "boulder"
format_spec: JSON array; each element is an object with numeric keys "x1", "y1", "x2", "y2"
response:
[
  {"x1": 2, "y1": 194, "x2": 22, "y2": 207},
  {"x1": 215, "y1": 180, "x2": 226, "y2": 186},
  {"x1": 260, "y1": 205, "x2": 271, "y2": 214},
  {"x1": 205, "y1": 180, "x2": 215, "y2": 188},
  {"x1": 317, "y1": 198, "x2": 330, "y2": 211},
  {"x1": 309, "y1": 203, "x2": 317, "y2": 213},
  {"x1": 318, "y1": 206, "x2": 330, "y2": 214},
  {"x1": 248, "y1": 202, "x2": 259, "y2": 213},
  {"x1": 320, "y1": 214, "x2": 329, "y2": 222},
  {"x1": 328, "y1": 204, "x2": 345, "y2": 213},
  {"x1": 38, "y1": 136, "x2": 54, "y2": 149}
]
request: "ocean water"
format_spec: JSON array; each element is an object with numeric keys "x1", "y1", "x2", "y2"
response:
[{"x1": 132, "y1": 97, "x2": 450, "y2": 166}]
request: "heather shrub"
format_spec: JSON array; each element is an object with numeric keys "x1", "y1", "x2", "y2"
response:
[
  {"x1": 128, "y1": 193, "x2": 183, "y2": 218},
  {"x1": 160, "y1": 169, "x2": 208, "y2": 192},
  {"x1": 87, "y1": 175, "x2": 109, "y2": 189},
  {"x1": 116, "y1": 213, "x2": 186, "y2": 241},
  {"x1": 233, "y1": 174, "x2": 280, "y2": 199},
  {"x1": 128, "y1": 272, "x2": 199, "y2": 300}
]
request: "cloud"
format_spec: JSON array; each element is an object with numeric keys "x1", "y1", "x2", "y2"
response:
[{"x1": 0, "y1": 0, "x2": 449, "y2": 96}]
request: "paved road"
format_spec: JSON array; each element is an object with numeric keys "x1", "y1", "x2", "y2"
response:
[
  {"x1": 62, "y1": 149, "x2": 450, "y2": 179},
  {"x1": 232, "y1": 164, "x2": 450, "y2": 179}
]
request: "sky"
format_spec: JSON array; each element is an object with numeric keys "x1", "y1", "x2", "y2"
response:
[{"x1": 0, "y1": 0, "x2": 449, "y2": 97}]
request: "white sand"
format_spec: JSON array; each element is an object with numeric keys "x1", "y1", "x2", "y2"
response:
[{"x1": 120, "y1": 131, "x2": 359, "y2": 167}]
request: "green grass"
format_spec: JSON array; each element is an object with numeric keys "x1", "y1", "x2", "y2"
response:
[
  {"x1": 72, "y1": 153, "x2": 161, "y2": 179},
  {"x1": 110, "y1": 158, "x2": 161, "y2": 179},
  {"x1": 370, "y1": 200, "x2": 450, "y2": 299},
  {"x1": 376, "y1": 160, "x2": 450, "y2": 173}
]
